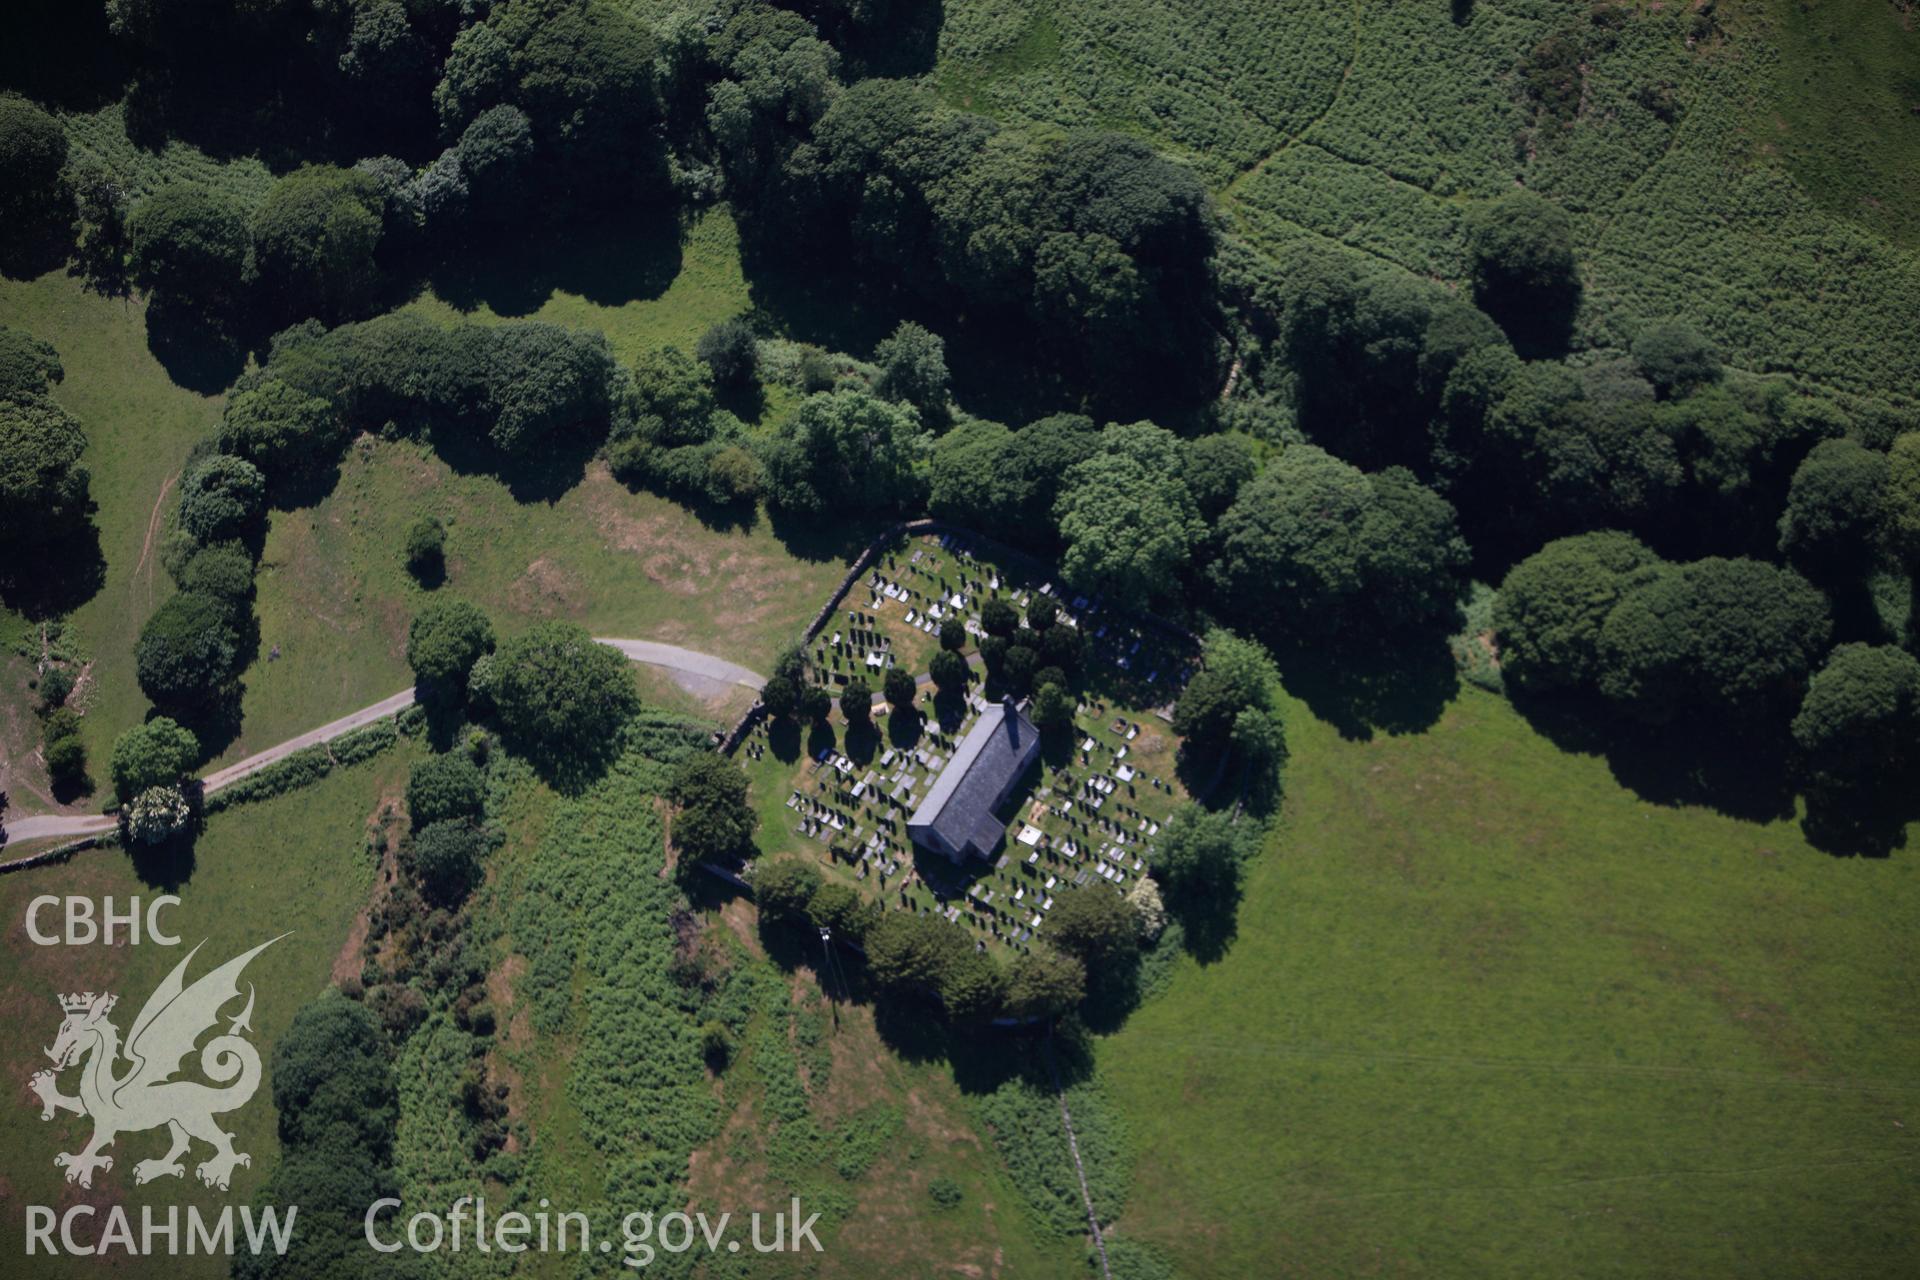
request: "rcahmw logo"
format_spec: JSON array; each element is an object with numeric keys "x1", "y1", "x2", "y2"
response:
[{"x1": 19, "y1": 910, "x2": 299, "y2": 1259}]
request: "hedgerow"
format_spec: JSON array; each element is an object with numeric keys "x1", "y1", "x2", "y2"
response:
[
  {"x1": 200, "y1": 715, "x2": 406, "y2": 813},
  {"x1": 201, "y1": 744, "x2": 332, "y2": 814}
]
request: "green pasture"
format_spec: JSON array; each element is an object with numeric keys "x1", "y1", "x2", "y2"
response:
[
  {"x1": 0, "y1": 272, "x2": 226, "y2": 805},
  {"x1": 232, "y1": 435, "x2": 842, "y2": 763},
  {"x1": 1101, "y1": 686, "x2": 1920, "y2": 1278},
  {"x1": 0, "y1": 744, "x2": 411, "y2": 1279}
]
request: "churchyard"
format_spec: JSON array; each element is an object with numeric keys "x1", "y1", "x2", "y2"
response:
[{"x1": 736, "y1": 530, "x2": 1196, "y2": 953}]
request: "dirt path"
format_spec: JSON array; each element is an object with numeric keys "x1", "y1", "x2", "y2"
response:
[
  {"x1": 129, "y1": 471, "x2": 178, "y2": 614},
  {"x1": 2, "y1": 639, "x2": 767, "y2": 847}
]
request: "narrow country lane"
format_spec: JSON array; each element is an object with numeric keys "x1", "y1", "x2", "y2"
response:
[{"x1": 2, "y1": 640, "x2": 766, "y2": 849}]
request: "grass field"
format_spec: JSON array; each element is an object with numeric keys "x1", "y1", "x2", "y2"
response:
[
  {"x1": 0, "y1": 743, "x2": 412, "y2": 1278},
  {"x1": 0, "y1": 272, "x2": 226, "y2": 810},
  {"x1": 1100, "y1": 686, "x2": 1920, "y2": 1278},
  {"x1": 232, "y1": 438, "x2": 843, "y2": 763},
  {"x1": 680, "y1": 914, "x2": 1088, "y2": 1278},
  {"x1": 407, "y1": 205, "x2": 755, "y2": 366},
  {"x1": 1764, "y1": 0, "x2": 1920, "y2": 251}
]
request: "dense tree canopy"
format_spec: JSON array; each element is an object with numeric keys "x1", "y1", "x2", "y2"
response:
[
  {"x1": 1054, "y1": 421, "x2": 1201, "y2": 610},
  {"x1": 218, "y1": 378, "x2": 348, "y2": 479},
  {"x1": 1004, "y1": 945, "x2": 1086, "y2": 1020},
  {"x1": 252, "y1": 166, "x2": 385, "y2": 324},
  {"x1": 407, "y1": 752, "x2": 485, "y2": 828},
  {"x1": 883, "y1": 664, "x2": 917, "y2": 710},
  {"x1": 411, "y1": 819, "x2": 487, "y2": 905},
  {"x1": 629, "y1": 345, "x2": 717, "y2": 446},
  {"x1": 1046, "y1": 886, "x2": 1139, "y2": 965},
  {"x1": 1210, "y1": 445, "x2": 1467, "y2": 638},
  {"x1": 760, "y1": 673, "x2": 798, "y2": 718},
  {"x1": 0, "y1": 393, "x2": 92, "y2": 554},
  {"x1": 1777, "y1": 438, "x2": 1888, "y2": 579},
  {"x1": 1466, "y1": 190, "x2": 1579, "y2": 345},
  {"x1": 872, "y1": 321, "x2": 950, "y2": 425},
  {"x1": 1596, "y1": 558, "x2": 1831, "y2": 721},
  {"x1": 135, "y1": 590, "x2": 239, "y2": 706},
  {"x1": 1631, "y1": 320, "x2": 1720, "y2": 399},
  {"x1": 1270, "y1": 247, "x2": 1507, "y2": 468},
  {"x1": 1153, "y1": 804, "x2": 1243, "y2": 900},
  {"x1": 1493, "y1": 531, "x2": 1663, "y2": 693},
  {"x1": 927, "y1": 412, "x2": 1099, "y2": 541},
  {"x1": 109, "y1": 716, "x2": 200, "y2": 803},
  {"x1": 435, "y1": 0, "x2": 664, "y2": 202},
  {"x1": 127, "y1": 184, "x2": 251, "y2": 313},
  {"x1": 928, "y1": 647, "x2": 968, "y2": 693},
  {"x1": 0, "y1": 324, "x2": 63, "y2": 400},
  {"x1": 270, "y1": 990, "x2": 397, "y2": 1154},
  {"x1": 486, "y1": 324, "x2": 618, "y2": 453},
  {"x1": 1179, "y1": 433, "x2": 1257, "y2": 522},
  {"x1": 754, "y1": 856, "x2": 823, "y2": 924},
  {"x1": 489, "y1": 621, "x2": 640, "y2": 753},
  {"x1": 762, "y1": 386, "x2": 924, "y2": 515},
  {"x1": 667, "y1": 753, "x2": 758, "y2": 862},
  {"x1": 1172, "y1": 629, "x2": 1282, "y2": 753},
  {"x1": 1887, "y1": 432, "x2": 1920, "y2": 569},
  {"x1": 1791, "y1": 644, "x2": 1920, "y2": 793},
  {"x1": 0, "y1": 93, "x2": 67, "y2": 216},
  {"x1": 406, "y1": 598, "x2": 496, "y2": 691},
  {"x1": 177, "y1": 453, "x2": 266, "y2": 543},
  {"x1": 864, "y1": 909, "x2": 969, "y2": 997},
  {"x1": 697, "y1": 316, "x2": 760, "y2": 387}
]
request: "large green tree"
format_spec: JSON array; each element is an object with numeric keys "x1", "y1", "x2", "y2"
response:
[
  {"x1": 1777, "y1": 438, "x2": 1888, "y2": 579},
  {"x1": 485, "y1": 323, "x2": 617, "y2": 454},
  {"x1": 928, "y1": 412, "x2": 1100, "y2": 540},
  {"x1": 177, "y1": 454, "x2": 266, "y2": 543},
  {"x1": 754, "y1": 857, "x2": 823, "y2": 924},
  {"x1": 410, "y1": 819, "x2": 487, "y2": 905},
  {"x1": 128, "y1": 184, "x2": 251, "y2": 315},
  {"x1": 1152, "y1": 804, "x2": 1242, "y2": 899},
  {"x1": 1210, "y1": 445, "x2": 1468, "y2": 637},
  {"x1": 0, "y1": 94, "x2": 67, "y2": 221},
  {"x1": 864, "y1": 910, "x2": 968, "y2": 997},
  {"x1": 761, "y1": 386, "x2": 925, "y2": 515},
  {"x1": 1046, "y1": 885, "x2": 1138, "y2": 965},
  {"x1": 1596, "y1": 558, "x2": 1831, "y2": 720},
  {"x1": 434, "y1": 0, "x2": 663, "y2": 201},
  {"x1": 406, "y1": 598, "x2": 496, "y2": 693},
  {"x1": 219, "y1": 378, "x2": 347, "y2": 479},
  {"x1": 109, "y1": 717, "x2": 200, "y2": 803},
  {"x1": 1887, "y1": 432, "x2": 1920, "y2": 568},
  {"x1": 1466, "y1": 190, "x2": 1578, "y2": 347},
  {"x1": 0, "y1": 324, "x2": 63, "y2": 401},
  {"x1": 1003, "y1": 945, "x2": 1085, "y2": 1020},
  {"x1": 406, "y1": 753, "x2": 485, "y2": 828},
  {"x1": 667, "y1": 753, "x2": 758, "y2": 862},
  {"x1": 1791, "y1": 643, "x2": 1920, "y2": 793},
  {"x1": 490, "y1": 621, "x2": 639, "y2": 755},
  {"x1": 135, "y1": 591, "x2": 239, "y2": 706},
  {"x1": 0, "y1": 393, "x2": 92, "y2": 555},
  {"x1": 1493, "y1": 531, "x2": 1663, "y2": 692},
  {"x1": 872, "y1": 321, "x2": 950, "y2": 426},
  {"x1": 1054, "y1": 421, "x2": 1200, "y2": 610},
  {"x1": 252, "y1": 166, "x2": 385, "y2": 324}
]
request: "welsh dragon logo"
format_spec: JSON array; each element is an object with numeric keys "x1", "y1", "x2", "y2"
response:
[{"x1": 27, "y1": 936, "x2": 284, "y2": 1191}]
